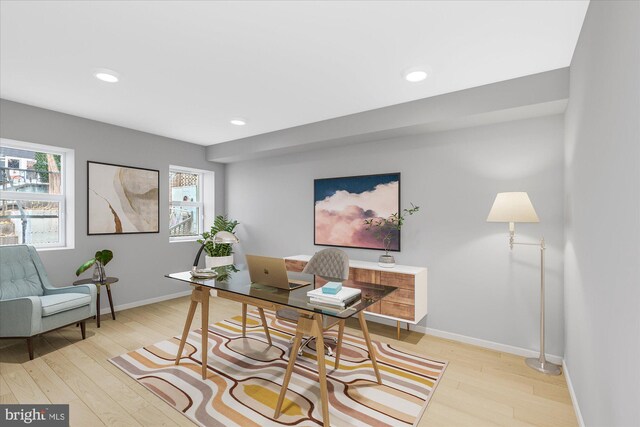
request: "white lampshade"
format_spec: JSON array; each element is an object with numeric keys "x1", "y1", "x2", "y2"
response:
[
  {"x1": 212, "y1": 231, "x2": 239, "y2": 244},
  {"x1": 487, "y1": 192, "x2": 539, "y2": 223}
]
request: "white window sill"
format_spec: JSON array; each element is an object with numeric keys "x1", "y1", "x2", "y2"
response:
[
  {"x1": 170, "y1": 237, "x2": 201, "y2": 244},
  {"x1": 35, "y1": 245, "x2": 75, "y2": 252}
]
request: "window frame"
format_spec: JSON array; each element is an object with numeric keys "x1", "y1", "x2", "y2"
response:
[
  {"x1": 0, "y1": 138, "x2": 75, "y2": 250},
  {"x1": 169, "y1": 165, "x2": 214, "y2": 243}
]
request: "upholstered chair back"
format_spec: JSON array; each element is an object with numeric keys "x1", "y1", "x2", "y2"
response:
[
  {"x1": 302, "y1": 248, "x2": 349, "y2": 281},
  {"x1": 0, "y1": 245, "x2": 50, "y2": 300}
]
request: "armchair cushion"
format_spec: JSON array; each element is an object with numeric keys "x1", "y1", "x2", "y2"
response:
[
  {"x1": 0, "y1": 245, "x2": 45, "y2": 299},
  {"x1": 40, "y1": 293, "x2": 92, "y2": 317},
  {"x1": 45, "y1": 283, "x2": 97, "y2": 317}
]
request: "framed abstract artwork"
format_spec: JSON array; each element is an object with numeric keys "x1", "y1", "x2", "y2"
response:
[
  {"x1": 87, "y1": 161, "x2": 159, "y2": 235},
  {"x1": 314, "y1": 172, "x2": 401, "y2": 251}
]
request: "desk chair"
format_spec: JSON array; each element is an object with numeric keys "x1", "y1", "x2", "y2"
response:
[{"x1": 277, "y1": 248, "x2": 349, "y2": 366}]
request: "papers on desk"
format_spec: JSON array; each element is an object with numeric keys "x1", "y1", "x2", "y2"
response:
[{"x1": 307, "y1": 286, "x2": 361, "y2": 308}]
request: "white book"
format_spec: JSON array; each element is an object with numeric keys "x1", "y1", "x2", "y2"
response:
[
  {"x1": 309, "y1": 295, "x2": 357, "y2": 306},
  {"x1": 309, "y1": 297, "x2": 349, "y2": 308},
  {"x1": 307, "y1": 286, "x2": 361, "y2": 302},
  {"x1": 310, "y1": 294, "x2": 345, "y2": 303}
]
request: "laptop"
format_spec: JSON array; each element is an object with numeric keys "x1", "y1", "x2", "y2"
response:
[{"x1": 246, "y1": 255, "x2": 311, "y2": 290}]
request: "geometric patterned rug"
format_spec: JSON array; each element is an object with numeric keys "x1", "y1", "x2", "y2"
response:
[{"x1": 110, "y1": 310, "x2": 447, "y2": 427}]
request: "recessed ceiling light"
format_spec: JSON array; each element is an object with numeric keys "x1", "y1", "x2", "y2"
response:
[
  {"x1": 230, "y1": 118, "x2": 247, "y2": 126},
  {"x1": 93, "y1": 68, "x2": 120, "y2": 83},
  {"x1": 404, "y1": 69, "x2": 428, "y2": 83}
]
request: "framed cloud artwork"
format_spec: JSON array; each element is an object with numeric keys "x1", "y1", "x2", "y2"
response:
[
  {"x1": 87, "y1": 161, "x2": 159, "y2": 235},
  {"x1": 314, "y1": 172, "x2": 401, "y2": 251}
]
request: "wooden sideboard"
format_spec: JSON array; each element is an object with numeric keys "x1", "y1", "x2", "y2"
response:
[{"x1": 285, "y1": 255, "x2": 427, "y2": 339}]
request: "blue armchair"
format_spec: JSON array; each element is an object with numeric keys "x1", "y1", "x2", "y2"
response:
[{"x1": 0, "y1": 245, "x2": 97, "y2": 359}]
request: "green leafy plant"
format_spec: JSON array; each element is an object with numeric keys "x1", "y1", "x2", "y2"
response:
[
  {"x1": 198, "y1": 215, "x2": 239, "y2": 257},
  {"x1": 75, "y1": 249, "x2": 113, "y2": 276},
  {"x1": 364, "y1": 203, "x2": 420, "y2": 255}
]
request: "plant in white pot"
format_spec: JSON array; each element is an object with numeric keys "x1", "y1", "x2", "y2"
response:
[
  {"x1": 364, "y1": 203, "x2": 420, "y2": 267},
  {"x1": 198, "y1": 215, "x2": 239, "y2": 268}
]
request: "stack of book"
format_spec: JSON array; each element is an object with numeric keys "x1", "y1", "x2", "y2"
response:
[{"x1": 307, "y1": 285, "x2": 361, "y2": 308}]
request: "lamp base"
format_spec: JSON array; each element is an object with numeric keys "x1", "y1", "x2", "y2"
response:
[{"x1": 525, "y1": 357, "x2": 562, "y2": 375}]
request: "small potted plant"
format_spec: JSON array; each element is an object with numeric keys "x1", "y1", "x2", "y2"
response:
[
  {"x1": 364, "y1": 203, "x2": 420, "y2": 267},
  {"x1": 198, "y1": 215, "x2": 239, "y2": 268},
  {"x1": 76, "y1": 249, "x2": 113, "y2": 282}
]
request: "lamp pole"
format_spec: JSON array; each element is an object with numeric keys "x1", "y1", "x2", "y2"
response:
[{"x1": 512, "y1": 237, "x2": 561, "y2": 375}]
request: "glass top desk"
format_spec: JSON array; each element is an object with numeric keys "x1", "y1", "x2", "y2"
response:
[
  {"x1": 166, "y1": 270, "x2": 396, "y2": 319},
  {"x1": 165, "y1": 269, "x2": 397, "y2": 427}
]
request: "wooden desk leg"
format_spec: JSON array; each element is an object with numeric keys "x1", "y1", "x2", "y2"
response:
[
  {"x1": 359, "y1": 311, "x2": 382, "y2": 384},
  {"x1": 175, "y1": 289, "x2": 199, "y2": 366},
  {"x1": 96, "y1": 285, "x2": 101, "y2": 328},
  {"x1": 334, "y1": 320, "x2": 345, "y2": 370},
  {"x1": 200, "y1": 287, "x2": 210, "y2": 380},
  {"x1": 314, "y1": 314, "x2": 330, "y2": 426},
  {"x1": 257, "y1": 307, "x2": 272, "y2": 345},
  {"x1": 274, "y1": 324, "x2": 304, "y2": 419},
  {"x1": 241, "y1": 303, "x2": 247, "y2": 337},
  {"x1": 106, "y1": 284, "x2": 116, "y2": 320},
  {"x1": 275, "y1": 314, "x2": 330, "y2": 427}
]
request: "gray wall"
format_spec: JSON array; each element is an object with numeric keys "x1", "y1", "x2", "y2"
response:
[
  {"x1": 564, "y1": 2, "x2": 640, "y2": 427},
  {"x1": 0, "y1": 99, "x2": 226, "y2": 309},
  {"x1": 227, "y1": 114, "x2": 566, "y2": 356}
]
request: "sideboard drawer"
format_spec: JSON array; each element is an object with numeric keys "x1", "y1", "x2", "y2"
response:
[
  {"x1": 381, "y1": 301, "x2": 415, "y2": 321},
  {"x1": 365, "y1": 301, "x2": 381, "y2": 314},
  {"x1": 386, "y1": 287, "x2": 415, "y2": 305},
  {"x1": 353, "y1": 268, "x2": 381, "y2": 284},
  {"x1": 380, "y1": 271, "x2": 414, "y2": 289}
]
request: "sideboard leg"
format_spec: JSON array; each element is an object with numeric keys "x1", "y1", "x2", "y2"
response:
[
  {"x1": 396, "y1": 321, "x2": 400, "y2": 340},
  {"x1": 406, "y1": 322, "x2": 410, "y2": 331}
]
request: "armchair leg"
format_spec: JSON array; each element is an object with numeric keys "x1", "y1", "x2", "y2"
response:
[
  {"x1": 26, "y1": 337, "x2": 34, "y2": 360},
  {"x1": 80, "y1": 321, "x2": 86, "y2": 339}
]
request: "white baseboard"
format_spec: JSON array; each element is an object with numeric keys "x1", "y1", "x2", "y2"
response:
[
  {"x1": 99, "y1": 290, "x2": 192, "y2": 316},
  {"x1": 362, "y1": 312, "x2": 563, "y2": 364},
  {"x1": 562, "y1": 360, "x2": 585, "y2": 427},
  {"x1": 424, "y1": 327, "x2": 563, "y2": 365}
]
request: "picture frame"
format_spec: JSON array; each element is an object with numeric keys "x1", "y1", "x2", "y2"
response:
[
  {"x1": 314, "y1": 172, "x2": 401, "y2": 251},
  {"x1": 87, "y1": 161, "x2": 160, "y2": 235}
]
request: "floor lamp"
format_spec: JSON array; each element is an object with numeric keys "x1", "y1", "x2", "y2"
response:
[{"x1": 487, "y1": 192, "x2": 561, "y2": 375}]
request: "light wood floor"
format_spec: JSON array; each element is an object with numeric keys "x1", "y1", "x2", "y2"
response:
[{"x1": 0, "y1": 295, "x2": 578, "y2": 427}]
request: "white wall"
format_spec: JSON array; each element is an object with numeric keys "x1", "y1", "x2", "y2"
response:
[
  {"x1": 0, "y1": 99, "x2": 226, "y2": 309},
  {"x1": 564, "y1": 2, "x2": 640, "y2": 426},
  {"x1": 227, "y1": 115, "x2": 566, "y2": 357}
]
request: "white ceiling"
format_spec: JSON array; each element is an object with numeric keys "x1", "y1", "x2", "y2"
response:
[{"x1": 0, "y1": 1, "x2": 588, "y2": 146}]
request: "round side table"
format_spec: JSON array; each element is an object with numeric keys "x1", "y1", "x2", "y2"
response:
[{"x1": 73, "y1": 277, "x2": 119, "y2": 328}]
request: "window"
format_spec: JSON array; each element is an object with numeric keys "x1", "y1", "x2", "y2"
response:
[
  {"x1": 169, "y1": 166, "x2": 214, "y2": 241},
  {"x1": 0, "y1": 139, "x2": 75, "y2": 249}
]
